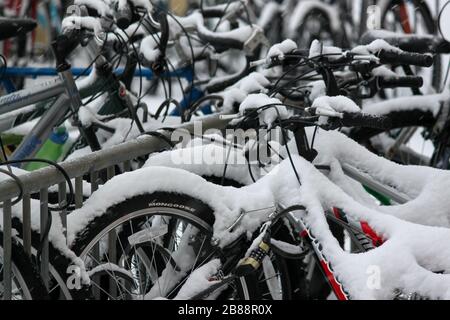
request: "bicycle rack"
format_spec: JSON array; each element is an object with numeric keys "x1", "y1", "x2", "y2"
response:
[{"x1": 0, "y1": 115, "x2": 229, "y2": 299}]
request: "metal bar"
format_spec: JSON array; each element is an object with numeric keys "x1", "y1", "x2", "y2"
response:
[
  {"x1": 0, "y1": 116, "x2": 230, "y2": 202},
  {"x1": 90, "y1": 171, "x2": 101, "y2": 299},
  {"x1": 75, "y1": 176, "x2": 83, "y2": 209},
  {"x1": 11, "y1": 94, "x2": 72, "y2": 165},
  {"x1": 3, "y1": 199, "x2": 12, "y2": 300},
  {"x1": 90, "y1": 171, "x2": 99, "y2": 193},
  {"x1": 3, "y1": 67, "x2": 154, "y2": 79},
  {"x1": 106, "y1": 166, "x2": 117, "y2": 297},
  {"x1": 342, "y1": 164, "x2": 410, "y2": 204},
  {"x1": 40, "y1": 188, "x2": 50, "y2": 289},
  {"x1": 123, "y1": 160, "x2": 131, "y2": 172},
  {"x1": 58, "y1": 182, "x2": 67, "y2": 241},
  {"x1": 22, "y1": 194, "x2": 32, "y2": 257},
  {"x1": 107, "y1": 166, "x2": 115, "y2": 181},
  {"x1": 108, "y1": 230, "x2": 118, "y2": 298},
  {"x1": 387, "y1": 127, "x2": 417, "y2": 160},
  {"x1": 0, "y1": 77, "x2": 64, "y2": 116}
]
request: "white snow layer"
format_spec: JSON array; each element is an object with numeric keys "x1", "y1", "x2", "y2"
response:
[{"x1": 65, "y1": 127, "x2": 450, "y2": 299}]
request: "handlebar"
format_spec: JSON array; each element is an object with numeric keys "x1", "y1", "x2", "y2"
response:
[
  {"x1": 376, "y1": 49, "x2": 433, "y2": 67},
  {"x1": 361, "y1": 30, "x2": 450, "y2": 54},
  {"x1": 116, "y1": 1, "x2": 134, "y2": 30},
  {"x1": 339, "y1": 112, "x2": 392, "y2": 130},
  {"x1": 377, "y1": 76, "x2": 423, "y2": 89}
]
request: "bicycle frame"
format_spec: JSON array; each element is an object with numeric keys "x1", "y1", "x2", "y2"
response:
[
  {"x1": 271, "y1": 160, "x2": 409, "y2": 301},
  {"x1": 0, "y1": 64, "x2": 81, "y2": 167},
  {"x1": 0, "y1": 66, "x2": 154, "y2": 94}
]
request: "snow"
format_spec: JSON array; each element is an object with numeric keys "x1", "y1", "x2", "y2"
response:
[
  {"x1": 352, "y1": 39, "x2": 403, "y2": 55},
  {"x1": 309, "y1": 40, "x2": 343, "y2": 59},
  {"x1": 313, "y1": 95, "x2": 361, "y2": 114},
  {"x1": 66, "y1": 150, "x2": 450, "y2": 298},
  {"x1": 145, "y1": 138, "x2": 257, "y2": 185},
  {"x1": 75, "y1": 66, "x2": 98, "y2": 90},
  {"x1": 257, "y1": 1, "x2": 281, "y2": 29},
  {"x1": 308, "y1": 80, "x2": 327, "y2": 101},
  {"x1": 217, "y1": 73, "x2": 271, "y2": 112},
  {"x1": 239, "y1": 93, "x2": 290, "y2": 128},
  {"x1": 270, "y1": 239, "x2": 305, "y2": 255},
  {"x1": 267, "y1": 39, "x2": 297, "y2": 59},
  {"x1": 0, "y1": 189, "x2": 90, "y2": 285},
  {"x1": 62, "y1": 16, "x2": 103, "y2": 36},
  {"x1": 65, "y1": 116, "x2": 180, "y2": 162},
  {"x1": 173, "y1": 259, "x2": 222, "y2": 300},
  {"x1": 312, "y1": 95, "x2": 361, "y2": 125},
  {"x1": 363, "y1": 92, "x2": 450, "y2": 116},
  {"x1": 139, "y1": 35, "x2": 161, "y2": 63},
  {"x1": 237, "y1": 72, "x2": 271, "y2": 93},
  {"x1": 63, "y1": 122, "x2": 450, "y2": 299},
  {"x1": 2, "y1": 0, "x2": 450, "y2": 300}
]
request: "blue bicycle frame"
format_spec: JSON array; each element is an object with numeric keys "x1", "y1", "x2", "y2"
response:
[{"x1": 1, "y1": 65, "x2": 212, "y2": 115}]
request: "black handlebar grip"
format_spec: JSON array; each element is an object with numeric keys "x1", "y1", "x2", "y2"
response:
[
  {"x1": 52, "y1": 29, "x2": 82, "y2": 70},
  {"x1": 116, "y1": 3, "x2": 133, "y2": 30},
  {"x1": 341, "y1": 112, "x2": 392, "y2": 130},
  {"x1": 197, "y1": 27, "x2": 245, "y2": 52},
  {"x1": 377, "y1": 76, "x2": 423, "y2": 89},
  {"x1": 377, "y1": 49, "x2": 433, "y2": 67},
  {"x1": 201, "y1": 7, "x2": 226, "y2": 18}
]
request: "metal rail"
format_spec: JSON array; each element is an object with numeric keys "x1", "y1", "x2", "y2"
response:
[{"x1": 0, "y1": 115, "x2": 229, "y2": 299}]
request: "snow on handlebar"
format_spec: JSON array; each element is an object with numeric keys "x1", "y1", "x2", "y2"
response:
[
  {"x1": 61, "y1": 15, "x2": 104, "y2": 41},
  {"x1": 74, "y1": 0, "x2": 113, "y2": 17},
  {"x1": 311, "y1": 96, "x2": 391, "y2": 130}
]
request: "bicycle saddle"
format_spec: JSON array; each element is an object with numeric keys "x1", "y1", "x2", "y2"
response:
[{"x1": 0, "y1": 17, "x2": 37, "y2": 41}]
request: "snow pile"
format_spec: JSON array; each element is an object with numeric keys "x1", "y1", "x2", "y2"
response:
[
  {"x1": 0, "y1": 170, "x2": 90, "y2": 286},
  {"x1": 62, "y1": 16, "x2": 103, "y2": 35},
  {"x1": 219, "y1": 73, "x2": 271, "y2": 112},
  {"x1": 140, "y1": 35, "x2": 161, "y2": 64},
  {"x1": 257, "y1": 2, "x2": 281, "y2": 29},
  {"x1": 145, "y1": 138, "x2": 258, "y2": 185},
  {"x1": 267, "y1": 39, "x2": 297, "y2": 59},
  {"x1": 66, "y1": 125, "x2": 450, "y2": 299},
  {"x1": 173, "y1": 259, "x2": 222, "y2": 300},
  {"x1": 312, "y1": 95, "x2": 361, "y2": 125},
  {"x1": 239, "y1": 93, "x2": 290, "y2": 127},
  {"x1": 362, "y1": 92, "x2": 449, "y2": 116},
  {"x1": 309, "y1": 39, "x2": 343, "y2": 59},
  {"x1": 352, "y1": 39, "x2": 402, "y2": 55}
]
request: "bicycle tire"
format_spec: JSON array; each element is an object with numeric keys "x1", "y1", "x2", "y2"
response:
[
  {"x1": 0, "y1": 230, "x2": 49, "y2": 300},
  {"x1": 10, "y1": 218, "x2": 90, "y2": 300},
  {"x1": 70, "y1": 192, "x2": 282, "y2": 300}
]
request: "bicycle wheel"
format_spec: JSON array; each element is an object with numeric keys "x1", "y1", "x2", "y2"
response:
[
  {"x1": 290, "y1": 5, "x2": 342, "y2": 49},
  {"x1": 70, "y1": 192, "x2": 292, "y2": 300},
  {"x1": 0, "y1": 231, "x2": 49, "y2": 300},
  {"x1": 10, "y1": 217, "x2": 91, "y2": 300},
  {"x1": 379, "y1": 0, "x2": 441, "y2": 92}
]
